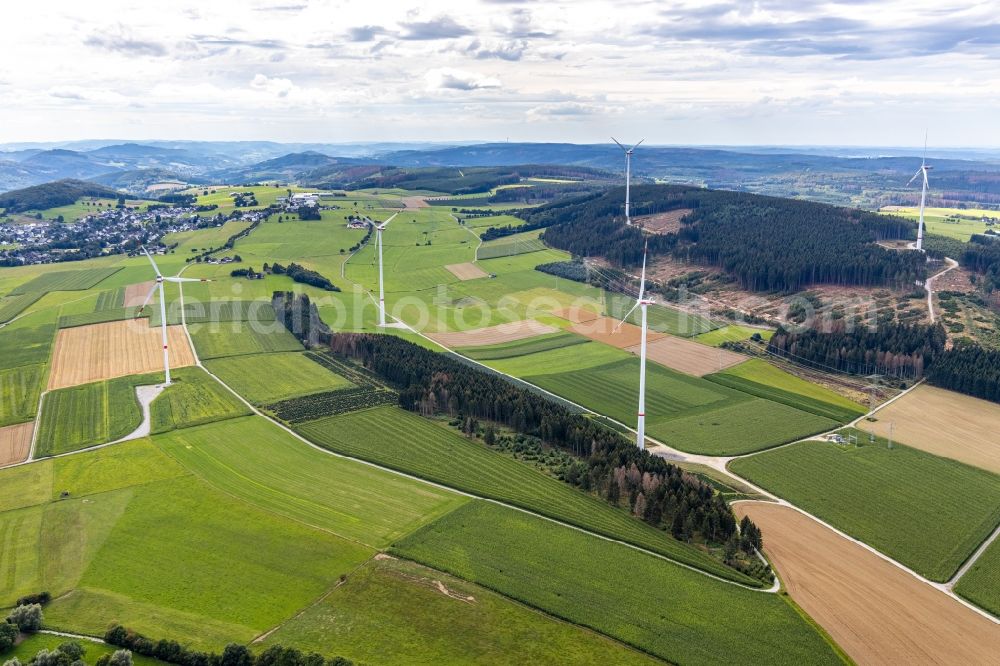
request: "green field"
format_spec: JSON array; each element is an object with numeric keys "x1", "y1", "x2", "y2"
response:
[
  {"x1": 35, "y1": 373, "x2": 160, "y2": 456},
  {"x1": 707, "y1": 359, "x2": 866, "y2": 422},
  {"x1": 393, "y1": 501, "x2": 843, "y2": 666},
  {"x1": 183, "y1": 300, "x2": 276, "y2": 323},
  {"x1": 297, "y1": 406, "x2": 756, "y2": 584},
  {"x1": 262, "y1": 555, "x2": 657, "y2": 666},
  {"x1": 456, "y1": 331, "x2": 589, "y2": 360},
  {"x1": 501, "y1": 349, "x2": 836, "y2": 455},
  {"x1": 606, "y1": 293, "x2": 720, "y2": 337},
  {"x1": 730, "y1": 436, "x2": 1000, "y2": 581},
  {"x1": 58, "y1": 306, "x2": 144, "y2": 328},
  {"x1": 204, "y1": 352, "x2": 352, "y2": 404},
  {"x1": 44, "y1": 475, "x2": 372, "y2": 648},
  {"x1": 0, "y1": 364, "x2": 43, "y2": 426},
  {"x1": 154, "y1": 416, "x2": 466, "y2": 547},
  {"x1": 0, "y1": 291, "x2": 45, "y2": 322},
  {"x1": 693, "y1": 324, "x2": 773, "y2": 347},
  {"x1": 9, "y1": 267, "x2": 121, "y2": 295},
  {"x1": 189, "y1": 323, "x2": 303, "y2": 358},
  {"x1": 882, "y1": 206, "x2": 999, "y2": 241},
  {"x1": 0, "y1": 322, "x2": 55, "y2": 370},
  {"x1": 149, "y1": 367, "x2": 251, "y2": 433},
  {"x1": 477, "y1": 237, "x2": 548, "y2": 260},
  {"x1": 954, "y1": 534, "x2": 1000, "y2": 616}
]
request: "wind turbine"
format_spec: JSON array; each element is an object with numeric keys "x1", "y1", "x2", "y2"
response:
[
  {"x1": 612, "y1": 137, "x2": 644, "y2": 225},
  {"x1": 136, "y1": 246, "x2": 209, "y2": 385},
  {"x1": 375, "y1": 220, "x2": 388, "y2": 327},
  {"x1": 907, "y1": 134, "x2": 932, "y2": 252},
  {"x1": 614, "y1": 243, "x2": 653, "y2": 449}
]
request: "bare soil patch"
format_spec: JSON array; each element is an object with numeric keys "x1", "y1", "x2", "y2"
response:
[
  {"x1": 445, "y1": 262, "x2": 489, "y2": 281},
  {"x1": 734, "y1": 502, "x2": 1000, "y2": 665},
  {"x1": 428, "y1": 320, "x2": 558, "y2": 347},
  {"x1": 402, "y1": 196, "x2": 429, "y2": 209},
  {"x1": 935, "y1": 266, "x2": 977, "y2": 294},
  {"x1": 123, "y1": 281, "x2": 155, "y2": 307},
  {"x1": 858, "y1": 384, "x2": 1000, "y2": 475},
  {"x1": 48, "y1": 319, "x2": 195, "y2": 390},
  {"x1": 0, "y1": 422, "x2": 33, "y2": 467},
  {"x1": 634, "y1": 208, "x2": 692, "y2": 235},
  {"x1": 627, "y1": 336, "x2": 745, "y2": 376},
  {"x1": 568, "y1": 316, "x2": 666, "y2": 349},
  {"x1": 550, "y1": 305, "x2": 601, "y2": 323}
]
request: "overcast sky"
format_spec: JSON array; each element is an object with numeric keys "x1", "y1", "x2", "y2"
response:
[{"x1": 3, "y1": 0, "x2": 999, "y2": 146}]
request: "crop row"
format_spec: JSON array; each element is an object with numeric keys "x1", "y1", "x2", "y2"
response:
[
  {"x1": 304, "y1": 351, "x2": 383, "y2": 388},
  {"x1": 267, "y1": 386, "x2": 398, "y2": 424}
]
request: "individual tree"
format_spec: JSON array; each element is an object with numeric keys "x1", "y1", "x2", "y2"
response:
[
  {"x1": 220, "y1": 644, "x2": 253, "y2": 666},
  {"x1": 0, "y1": 622, "x2": 17, "y2": 651},
  {"x1": 6, "y1": 604, "x2": 42, "y2": 632}
]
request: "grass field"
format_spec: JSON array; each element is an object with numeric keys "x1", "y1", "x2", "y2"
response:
[
  {"x1": 1, "y1": 630, "x2": 161, "y2": 666},
  {"x1": 204, "y1": 352, "x2": 352, "y2": 404},
  {"x1": 149, "y1": 367, "x2": 251, "y2": 433},
  {"x1": 501, "y1": 349, "x2": 836, "y2": 454},
  {"x1": 708, "y1": 358, "x2": 866, "y2": 422},
  {"x1": 297, "y1": 406, "x2": 756, "y2": 584},
  {"x1": 9, "y1": 268, "x2": 121, "y2": 295},
  {"x1": 154, "y1": 416, "x2": 466, "y2": 547},
  {"x1": 456, "y1": 331, "x2": 589, "y2": 360},
  {"x1": 954, "y1": 534, "x2": 1000, "y2": 616},
  {"x1": 0, "y1": 323, "x2": 55, "y2": 370},
  {"x1": 58, "y1": 306, "x2": 143, "y2": 328},
  {"x1": 189, "y1": 323, "x2": 303, "y2": 359},
  {"x1": 0, "y1": 292, "x2": 45, "y2": 323},
  {"x1": 693, "y1": 324, "x2": 774, "y2": 347},
  {"x1": 262, "y1": 555, "x2": 657, "y2": 665},
  {"x1": 729, "y1": 436, "x2": 1000, "y2": 581},
  {"x1": 477, "y1": 237, "x2": 547, "y2": 260},
  {"x1": 0, "y1": 364, "x2": 43, "y2": 427},
  {"x1": 46, "y1": 475, "x2": 373, "y2": 647},
  {"x1": 392, "y1": 501, "x2": 843, "y2": 666},
  {"x1": 881, "y1": 206, "x2": 998, "y2": 241},
  {"x1": 35, "y1": 373, "x2": 159, "y2": 456}
]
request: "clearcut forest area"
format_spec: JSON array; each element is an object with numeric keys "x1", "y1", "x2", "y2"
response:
[{"x1": 3, "y1": 160, "x2": 999, "y2": 666}]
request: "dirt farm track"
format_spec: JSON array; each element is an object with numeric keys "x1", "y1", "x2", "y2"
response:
[
  {"x1": 735, "y1": 502, "x2": 1000, "y2": 665},
  {"x1": 858, "y1": 384, "x2": 1000, "y2": 475},
  {"x1": 48, "y1": 319, "x2": 196, "y2": 390}
]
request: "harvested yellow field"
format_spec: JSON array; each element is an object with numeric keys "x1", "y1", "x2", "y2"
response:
[
  {"x1": 735, "y1": 502, "x2": 1000, "y2": 665},
  {"x1": 445, "y1": 262, "x2": 489, "y2": 281},
  {"x1": 569, "y1": 316, "x2": 666, "y2": 349},
  {"x1": 626, "y1": 336, "x2": 745, "y2": 376},
  {"x1": 429, "y1": 320, "x2": 558, "y2": 347},
  {"x1": 859, "y1": 384, "x2": 1000, "y2": 475},
  {"x1": 123, "y1": 280, "x2": 155, "y2": 307},
  {"x1": 0, "y1": 422, "x2": 33, "y2": 467},
  {"x1": 401, "y1": 196, "x2": 429, "y2": 209},
  {"x1": 48, "y1": 320, "x2": 195, "y2": 390}
]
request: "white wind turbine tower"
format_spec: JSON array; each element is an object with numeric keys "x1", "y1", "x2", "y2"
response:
[
  {"x1": 136, "y1": 246, "x2": 210, "y2": 385},
  {"x1": 376, "y1": 220, "x2": 388, "y2": 327},
  {"x1": 907, "y1": 134, "x2": 933, "y2": 252},
  {"x1": 612, "y1": 137, "x2": 644, "y2": 225},
  {"x1": 614, "y1": 242, "x2": 653, "y2": 449}
]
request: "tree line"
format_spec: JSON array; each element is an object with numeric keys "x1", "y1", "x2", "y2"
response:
[
  {"x1": 767, "y1": 320, "x2": 946, "y2": 378},
  {"x1": 927, "y1": 343, "x2": 1000, "y2": 402}
]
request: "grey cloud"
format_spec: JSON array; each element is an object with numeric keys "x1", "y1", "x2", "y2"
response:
[
  {"x1": 347, "y1": 25, "x2": 390, "y2": 42},
  {"x1": 187, "y1": 35, "x2": 287, "y2": 50},
  {"x1": 83, "y1": 31, "x2": 167, "y2": 57},
  {"x1": 400, "y1": 17, "x2": 472, "y2": 40},
  {"x1": 253, "y1": 3, "x2": 308, "y2": 11},
  {"x1": 503, "y1": 8, "x2": 555, "y2": 39},
  {"x1": 463, "y1": 39, "x2": 527, "y2": 61}
]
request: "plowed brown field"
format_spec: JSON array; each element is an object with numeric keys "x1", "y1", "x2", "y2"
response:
[
  {"x1": 568, "y1": 316, "x2": 666, "y2": 349},
  {"x1": 626, "y1": 336, "x2": 745, "y2": 376},
  {"x1": 550, "y1": 306, "x2": 601, "y2": 323},
  {"x1": 428, "y1": 320, "x2": 558, "y2": 347},
  {"x1": 123, "y1": 281, "x2": 155, "y2": 307},
  {"x1": 48, "y1": 319, "x2": 195, "y2": 390},
  {"x1": 0, "y1": 422, "x2": 33, "y2": 467},
  {"x1": 445, "y1": 262, "x2": 489, "y2": 281},
  {"x1": 734, "y1": 502, "x2": 1000, "y2": 665},
  {"x1": 859, "y1": 384, "x2": 1000, "y2": 475}
]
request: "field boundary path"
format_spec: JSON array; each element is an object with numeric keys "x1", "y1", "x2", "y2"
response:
[
  {"x1": 451, "y1": 213, "x2": 483, "y2": 261},
  {"x1": 925, "y1": 256, "x2": 959, "y2": 323}
]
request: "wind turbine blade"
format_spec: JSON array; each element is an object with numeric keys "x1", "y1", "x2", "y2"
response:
[
  {"x1": 638, "y1": 243, "x2": 648, "y2": 299},
  {"x1": 632, "y1": 138, "x2": 645, "y2": 150},
  {"x1": 165, "y1": 277, "x2": 211, "y2": 283},
  {"x1": 136, "y1": 283, "x2": 158, "y2": 314},
  {"x1": 906, "y1": 169, "x2": 922, "y2": 187},
  {"x1": 611, "y1": 137, "x2": 627, "y2": 151},
  {"x1": 923, "y1": 130, "x2": 928, "y2": 166},
  {"x1": 141, "y1": 246, "x2": 161, "y2": 276},
  {"x1": 613, "y1": 301, "x2": 640, "y2": 332}
]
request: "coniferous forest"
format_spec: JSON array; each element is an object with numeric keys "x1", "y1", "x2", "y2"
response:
[
  {"x1": 516, "y1": 184, "x2": 923, "y2": 292},
  {"x1": 927, "y1": 343, "x2": 1000, "y2": 402}
]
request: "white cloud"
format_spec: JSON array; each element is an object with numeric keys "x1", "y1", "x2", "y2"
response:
[{"x1": 425, "y1": 68, "x2": 501, "y2": 91}]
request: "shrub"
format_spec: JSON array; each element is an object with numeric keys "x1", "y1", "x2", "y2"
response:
[
  {"x1": 15, "y1": 592, "x2": 51, "y2": 607},
  {"x1": 0, "y1": 622, "x2": 17, "y2": 651},
  {"x1": 6, "y1": 604, "x2": 42, "y2": 632}
]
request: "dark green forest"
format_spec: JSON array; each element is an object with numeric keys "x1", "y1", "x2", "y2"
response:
[{"x1": 928, "y1": 343, "x2": 1000, "y2": 402}]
